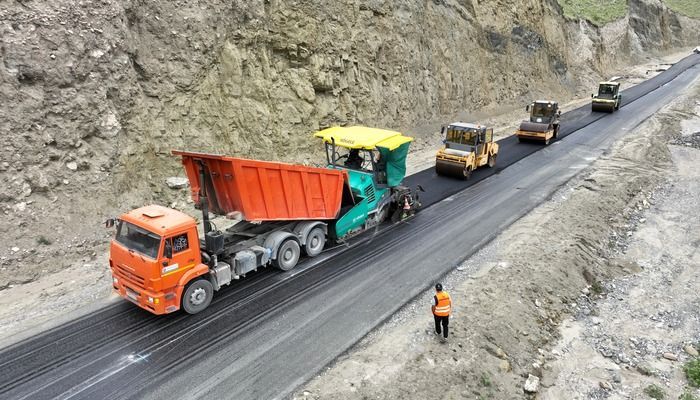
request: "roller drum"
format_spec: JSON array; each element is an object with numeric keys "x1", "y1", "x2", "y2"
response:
[
  {"x1": 519, "y1": 121, "x2": 550, "y2": 133},
  {"x1": 435, "y1": 158, "x2": 469, "y2": 179},
  {"x1": 592, "y1": 101, "x2": 615, "y2": 113}
]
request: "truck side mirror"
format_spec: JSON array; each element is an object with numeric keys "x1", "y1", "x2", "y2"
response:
[
  {"x1": 164, "y1": 242, "x2": 172, "y2": 259},
  {"x1": 591, "y1": 94, "x2": 594, "y2": 98},
  {"x1": 105, "y1": 218, "x2": 116, "y2": 228},
  {"x1": 440, "y1": 126, "x2": 445, "y2": 135},
  {"x1": 525, "y1": 105, "x2": 530, "y2": 112}
]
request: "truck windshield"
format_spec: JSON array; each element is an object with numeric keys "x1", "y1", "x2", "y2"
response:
[
  {"x1": 326, "y1": 144, "x2": 376, "y2": 171},
  {"x1": 598, "y1": 85, "x2": 616, "y2": 99},
  {"x1": 115, "y1": 221, "x2": 161, "y2": 259},
  {"x1": 531, "y1": 103, "x2": 553, "y2": 118},
  {"x1": 446, "y1": 128, "x2": 479, "y2": 146}
]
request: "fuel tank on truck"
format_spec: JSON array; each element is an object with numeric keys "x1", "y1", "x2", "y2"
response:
[{"x1": 172, "y1": 150, "x2": 348, "y2": 221}]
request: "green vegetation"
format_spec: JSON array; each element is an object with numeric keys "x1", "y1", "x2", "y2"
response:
[
  {"x1": 684, "y1": 358, "x2": 700, "y2": 387},
  {"x1": 479, "y1": 372, "x2": 492, "y2": 387},
  {"x1": 590, "y1": 279, "x2": 604, "y2": 295},
  {"x1": 36, "y1": 235, "x2": 52, "y2": 245},
  {"x1": 557, "y1": 0, "x2": 700, "y2": 25},
  {"x1": 664, "y1": 0, "x2": 700, "y2": 18},
  {"x1": 679, "y1": 390, "x2": 698, "y2": 400},
  {"x1": 557, "y1": 0, "x2": 628, "y2": 25},
  {"x1": 644, "y1": 384, "x2": 666, "y2": 400}
]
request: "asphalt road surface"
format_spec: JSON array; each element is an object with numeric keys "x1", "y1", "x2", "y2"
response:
[{"x1": 1, "y1": 53, "x2": 699, "y2": 400}]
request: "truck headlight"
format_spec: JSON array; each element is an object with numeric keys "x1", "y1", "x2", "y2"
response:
[{"x1": 113, "y1": 277, "x2": 119, "y2": 284}]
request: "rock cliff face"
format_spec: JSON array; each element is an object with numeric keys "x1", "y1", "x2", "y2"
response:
[{"x1": 0, "y1": 0, "x2": 698, "y2": 286}]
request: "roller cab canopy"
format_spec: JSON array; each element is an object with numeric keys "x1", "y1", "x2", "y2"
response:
[
  {"x1": 596, "y1": 82, "x2": 620, "y2": 99},
  {"x1": 314, "y1": 126, "x2": 414, "y2": 187},
  {"x1": 314, "y1": 126, "x2": 413, "y2": 151}
]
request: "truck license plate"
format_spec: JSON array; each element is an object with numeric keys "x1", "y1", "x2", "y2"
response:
[{"x1": 126, "y1": 288, "x2": 139, "y2": 302}]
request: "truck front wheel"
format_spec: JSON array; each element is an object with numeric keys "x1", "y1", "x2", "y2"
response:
[
  {"x1": 304, "y1": 227, "x2": 325, "y2": 257},
  {"x1": 181, "y1": 278, "x2": 213, "y2": 314},
  {"x1": 274, "y1": 239, "x2": 301, "y2": 271}
]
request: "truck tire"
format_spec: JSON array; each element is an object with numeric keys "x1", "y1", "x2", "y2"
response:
[
  {"x1": 304, "y1": 227, "x2": 325, "y2": 257},
  {"x1": 181, "y1": 278, "x2": 213, "y2": 314},
  {"x1": 274, "y1": 239, "x2": 301, "y2": 271}
]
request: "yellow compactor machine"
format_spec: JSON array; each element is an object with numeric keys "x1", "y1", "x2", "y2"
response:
[
  {"x1": 435, "y1": 123, "x2": 498, "y2": 179},
  {"x1": 592, "y1": 82, "x2": 622, "y2": 112},
  {"x1": 515, "y1": 100, "x2": 561, "y2": 145}
]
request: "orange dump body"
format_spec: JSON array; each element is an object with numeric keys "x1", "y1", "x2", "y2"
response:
[{"x1": 173, "y1": 151, "x2": 347, "y2": 221}]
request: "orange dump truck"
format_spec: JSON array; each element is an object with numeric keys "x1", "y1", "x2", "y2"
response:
[
  {"x1": 109, "y1": 151, "x2": 349, "y2": 315},
  {"x1": 108, "y1": 137, "x2": 421, "y2": 315}
]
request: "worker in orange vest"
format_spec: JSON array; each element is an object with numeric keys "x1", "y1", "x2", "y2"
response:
[{"x1": 432, "y1": 283, "x2": 451, "y2": 340}]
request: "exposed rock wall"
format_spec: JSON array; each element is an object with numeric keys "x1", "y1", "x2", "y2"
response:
[{"x1": 0, "y1": 0, "x2": 698, "y2": 286}]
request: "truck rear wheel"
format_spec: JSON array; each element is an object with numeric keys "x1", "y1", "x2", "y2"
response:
[
  {"x1": 274, "y1": 239, "x2": 301, "y2": 271},
  {"x1": 182, "y1": 278, "x2": 213, "y2": 314},
  {"x1": 304, "y1": 227, "x2": 325, "y2": 257}
]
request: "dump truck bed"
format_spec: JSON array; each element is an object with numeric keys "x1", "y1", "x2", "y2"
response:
[{"x1": 173, "y1": 151, "x2": 348, "y2": 221}]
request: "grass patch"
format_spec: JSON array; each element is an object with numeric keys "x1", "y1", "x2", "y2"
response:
[
  {"x1": 590, "y1": 280, "x2": 604, "y2": 295},
  {"x1": 684, "y1": 358, "x2": 700, "y2": 387},
  {"x1": 36, "y1": 235, "x2": 52, "y2": 245},
  {"x1": 557, "y1": 0, "x2": 628, "y2": 25},
  {"x1": 663, "y1": 0, "x2": 700, "y2": 18},
  {"x1": 479, "y1": 372, "x2": 492, "y2": 387},
  {"x1": 679, "y1": 390, "x2": 698, "y2": 400},
  {"x1": 644, "y1": 384, "x2": 666, "y2": 399}
]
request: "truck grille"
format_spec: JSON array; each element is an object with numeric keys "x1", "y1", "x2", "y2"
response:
[
  {"x1": 364, "y1": 184, "x2": 375, "y2": 203},
  {"x1": 115, "y1": 264, "x2": 146, "y2": 288}
]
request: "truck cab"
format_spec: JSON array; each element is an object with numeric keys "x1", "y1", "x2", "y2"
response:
[{"x1": 109, "y1": 205, "x2": 207, "y2": 314}]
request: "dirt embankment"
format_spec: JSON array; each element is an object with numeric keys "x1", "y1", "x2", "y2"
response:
[
  {"x1": 293, "y1": 75, "x2": 700, "y2": 399},
  {"x1": 0, "y1": 0, "x2": 699, "y2": 339}
]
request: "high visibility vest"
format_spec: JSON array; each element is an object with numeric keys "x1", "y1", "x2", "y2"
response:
[{"x1": 434, "y1": 291, "x2": 451, "y2": 316}]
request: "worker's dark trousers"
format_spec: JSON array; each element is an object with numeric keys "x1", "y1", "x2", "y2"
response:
[{"x1": 434, "y1": 315, "x2": 449, "y2": 338}]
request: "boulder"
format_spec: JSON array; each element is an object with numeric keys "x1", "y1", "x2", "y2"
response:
[
  {"x1": 524, "y1": 374, "x2": 540, "y2": 393},
  {"x1": 166, "y1": 177, "x2": 189, "y2": 189}
]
